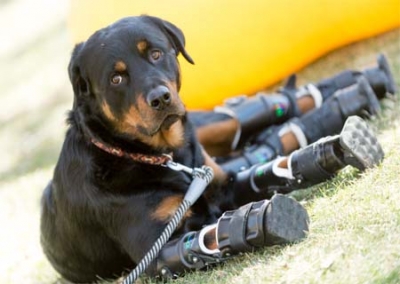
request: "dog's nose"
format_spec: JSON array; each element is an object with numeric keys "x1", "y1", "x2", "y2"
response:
[{"x1": 147, "y1": 86, "x2": 172, "y2": 111}]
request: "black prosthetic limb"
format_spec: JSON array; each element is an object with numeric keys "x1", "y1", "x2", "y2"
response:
[
  {"x1": 155, "y1": 228, "x2": 226, "y2": 279},
  {"x1": 188, "y1": 92, "x2": 300, "y2": 131},
  {"x1": 287, "y1": 76, "x2": 380, "y2": 144},
  {"x1": 189, "y1": 54, "x2": 395, "y2": 154},
  {"x1": 189, "y1": 54, "x2": 395, "y2": 156},
  {"x1": 154, "y1": 195, "x2": 309, "y2": 279},
  {"x1": 281, "y1": 53, "x2": 396, "y2": 101},
  {"x1": 232, "y1": 116, "x2": 384, "y2": 205},
  {"x1": 362, "y1": 54, "x2": 397, "y2": 98},
  {"x1": 221, "y1": 76, "x2": 381, "y2": 173},
  {"x1": 219, "y1": 131, "x2": 283, "y2": 172},
  {"x1": 213, "y1": 92, "x2": 304, "y2": 149},
  {"x1": 217, "y1": 195, "x2": 309, "y2": 254}
]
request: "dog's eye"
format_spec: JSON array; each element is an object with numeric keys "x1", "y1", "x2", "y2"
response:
[
  {"x1": 150, "y1": 49, "x2": 162, "y2": 61},
  {"x1": 110, "y1": 74, "x2": 123, "y2": 85}
]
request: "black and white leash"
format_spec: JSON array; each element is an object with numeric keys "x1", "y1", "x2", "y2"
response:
[{"x1": 122, "y1": 159, "x2": 214, "y2": 284}]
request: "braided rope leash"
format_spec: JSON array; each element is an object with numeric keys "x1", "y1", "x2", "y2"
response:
[{"x1": 122, "y1": 162, "x2": 214, "y2": 284}]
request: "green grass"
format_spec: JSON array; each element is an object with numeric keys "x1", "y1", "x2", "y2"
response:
[{"x1": 0, "y1": 16, "x2": 399, "y2": 284}]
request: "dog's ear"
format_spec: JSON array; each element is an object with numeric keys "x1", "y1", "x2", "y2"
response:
[
  {"x1": 162, "y1": 20, "x2": 195, "y2": 65},
  {"x1": 146, "y1": 16, "x2": 194, "y2": 65},
  {"x1": 68, "y1": 43, "x2": 92, "y2": 106}
]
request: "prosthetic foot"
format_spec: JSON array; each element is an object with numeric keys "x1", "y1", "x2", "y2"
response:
[
  {"x1": 221, "y1": 77, "x2": 381, "y2": 173},
  {"x1": 233, "y1": 116, "x2": 384, "y2": 204},
  {"x1": 154, "y1": 194, "x2": 309, "y2": 279},
  {"x1": 360, "y1": 53, "x2": 397, "y2": 97}
]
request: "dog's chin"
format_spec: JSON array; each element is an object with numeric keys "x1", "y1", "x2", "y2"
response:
[
  {"x1": 143, "y1": 115, "x2": 185, "y2": 150},
  {"x1": 160, "y1": 115, "x2": 182, "y2": 131}
]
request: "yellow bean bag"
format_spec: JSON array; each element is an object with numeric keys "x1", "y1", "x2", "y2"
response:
[{"x1": 69, "y1": 0, "x2": 400, "y2": 110}]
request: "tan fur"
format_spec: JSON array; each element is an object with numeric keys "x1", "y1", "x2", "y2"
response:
[
  {"x1": 165, "y1": 81, "x2": 178, "y2": 94},
  {"x1": 101, "y1": 102, "x2": 117, "y2": 121},
  {"x1": 102, "y1": 81, "x2": 186, "y2": 149},
  {"x1": 297, "y1": 95, "x2": 315, "y2": 114},
  {"x1": 114, "y1": 61, "x2": 127, "y2": 72},
  {"x1": 281, "y1": 131, "x2": 300, "y2": 155},
  {"x1": 137, "y1": 119, "x2": 185, "y2": 149},
  {"x1": 119, "y1": 95, "x2": 184, "y2": 148},
  {"x1": 136, "y1": 40, "x2": 148, "y2": 54},
  {"x1": 202, "y1": 149, "x2": 227, "y2": 184},
  {"x1": 203, "y1": 227, "x2": 218, "y2": 250},
  {"x1": 121, "y1": 96, "x2": 147, "y2": 133},
  {"x1": 151, "y1": 195, "x2": 192, "y2": 222},
  {"x1": 278, "y1": 157, "x2": 289, "y2": 169},
  {"x1": 197, "y1": 118, "x2": 239, "y2": 156}
]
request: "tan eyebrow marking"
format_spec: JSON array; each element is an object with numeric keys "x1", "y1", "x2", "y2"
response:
[
  {"x1": 136, "y1": 40, "x2": 148, "y2": 54},
  {"x1": 114, "y1": 61, "x2": 127, "y2": 72}
]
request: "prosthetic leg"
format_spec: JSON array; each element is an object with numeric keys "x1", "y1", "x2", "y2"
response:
[
  {"x1": 151, "y1": 116, "x2": 382, "y2": 279},
  {"x1": 190, "y1": 54, "x2": 395, "y2": 156},
  {"x1": 221, "y1": 77, "x2": 381, "y2": 173},
  {"x1": 154, "y1": 194, "x2": 309, "y2": 279},
  {"x1": 233, "y1": 116, "x2": 384, "y2": 205},
  {"x1": 190, "y1": 85, "x2": 316, "y2": 156}
]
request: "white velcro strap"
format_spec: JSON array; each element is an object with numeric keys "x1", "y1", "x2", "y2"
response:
[
  {"x1": 306, "y1": 84, "x2": 323, "y2": 108},
  {"x1": 295, "y1": 86, "x2": 309, "y2": 98},
  {"x1": 278, "y1": 122, "x2": 308, "y2": 148},
  {"x1": 289, "y1": 122, "x2": 308, "y2": 148},
  {"x1": 277, "y1": 123, "x2": 290, "y2": 136},
  {"x1": 272, "y1": 156, "x2": 294, "y2": 179},
  {"x1": 198, "y1": 223, "x2": 220, "y2": 255},
  {"x1": 295, "y1": 84, "x2": 323, "y2": 109},
  {"x1": 287, "y1": 153, "x2": 294, "y2": 180}
]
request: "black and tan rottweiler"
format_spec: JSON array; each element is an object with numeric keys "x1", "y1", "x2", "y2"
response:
[
  {"x1": 40, "y1": 15, "x2": 232, "y2": 282},
  {"x1": 40, "y1": 15, "x2": 314, "y2": 283}
]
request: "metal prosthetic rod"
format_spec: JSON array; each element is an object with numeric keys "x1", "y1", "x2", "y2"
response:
[
  {"x1": 155, "y1": 195, "x2": 309, "y2": 279},
  {"x1": 221, "y1": 77, "x2": 380, "y2": 173}
]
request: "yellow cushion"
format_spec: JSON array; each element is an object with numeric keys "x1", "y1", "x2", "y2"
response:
[{"x1": 69, "y1": 0, "x2": 400, "y2": 110}]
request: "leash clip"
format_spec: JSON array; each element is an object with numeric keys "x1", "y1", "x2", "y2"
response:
[
  {"x1": 163, "y1": 155, "x2": 206, "y2": 177},
  {"x1": 165, "y1": 160, "x2": 206, "y2": 177}
]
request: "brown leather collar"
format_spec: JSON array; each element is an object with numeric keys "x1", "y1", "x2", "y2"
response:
[{"x1": 90, "y1": 138, "x2": 172, "y2": 165}]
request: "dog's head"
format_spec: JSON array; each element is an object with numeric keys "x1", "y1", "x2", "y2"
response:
[{"x1": 68, "y1": 16, "x2": 194, "y2": 150}]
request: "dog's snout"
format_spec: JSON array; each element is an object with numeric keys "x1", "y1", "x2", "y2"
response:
[{"x1": 147, "y1": 86, "x2": 172, "y2": 111}]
